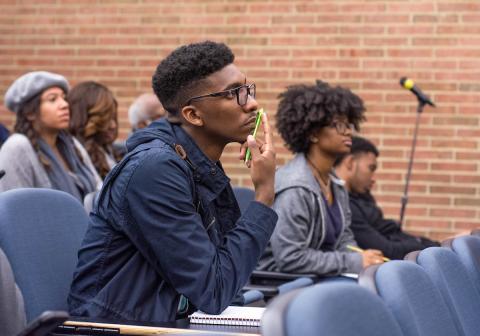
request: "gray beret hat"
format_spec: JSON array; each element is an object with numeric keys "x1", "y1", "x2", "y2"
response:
[{"x1": 4, "y1": 71, "x2": 69, "y2": 113}]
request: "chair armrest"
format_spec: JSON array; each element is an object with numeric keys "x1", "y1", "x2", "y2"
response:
[
  {"x1": 242, "y1": 289, "x2": 264, "y2": 305},
  {"x1": 277, "y1": 277, "x2": 314, "y2": 294},
  {"x1": 250, "y1": 270, "x2": 319, "y2": 286},
  {"x1": 244, "y1": 277, "x2": 314, "y2": 301},
  {"x1": 243, "y1": 284, "x2": 279, "y2": 298}
]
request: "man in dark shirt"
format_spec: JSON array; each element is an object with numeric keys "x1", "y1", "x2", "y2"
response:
[
  {"x1": 334, "y1": 136, "x2": 439, "y2": 260},
  {"x1": 68, "y1": 41, "x2": 277, "y2": 322}
]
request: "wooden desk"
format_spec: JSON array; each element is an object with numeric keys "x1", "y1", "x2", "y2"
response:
[{"x1": 54, "y1": 318, "x2": 260, "y2": 336}]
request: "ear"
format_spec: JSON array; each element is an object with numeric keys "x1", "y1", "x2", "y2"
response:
[
  {"x1": 344, "y1": 154, "x2": 355, "y2": 171},
  {"x1": 309, "y1": 136, "x2": 318, "y2": 143},
  {"x1": 137, "y1": 120, "x2": 148, "y2": 129},
  {"x1": 181, "y1": 105, "x2": 203, "y2": 127}
]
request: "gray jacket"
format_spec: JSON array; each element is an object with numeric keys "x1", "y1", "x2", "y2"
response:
[
  {"x1": 0, "y1": 133, "x2": 102, "y2": 193},
  {"x1": 258, "y1": 153, "x2": 363, "y2": 276}
]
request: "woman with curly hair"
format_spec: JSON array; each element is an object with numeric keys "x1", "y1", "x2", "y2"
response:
[
  {"x1": 258, "y1": 80, "x2": 385, "y2": 277},
  {"x1": 0, "y1": 71, "x2": 100, "y2": 201},
  {"x1": 68, "y1": 81, "x2": 120, "y2": 180}
]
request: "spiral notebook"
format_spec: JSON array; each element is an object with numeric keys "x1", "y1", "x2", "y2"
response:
[{"x1": 189, "y1": 306, "x2": 265, "y2": 327}]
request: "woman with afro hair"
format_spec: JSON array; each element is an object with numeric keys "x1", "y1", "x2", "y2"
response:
[{"x1": 258, "y1": 80, "x2": 385, "y2": 277}]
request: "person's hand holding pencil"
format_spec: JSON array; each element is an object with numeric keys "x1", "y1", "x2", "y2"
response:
[
  {"x1": 239, "y1": 109, "x2": 276, "y2": 207},
  {"x1": 347, "y1": 245, "x2": 389, "y2": 267}
]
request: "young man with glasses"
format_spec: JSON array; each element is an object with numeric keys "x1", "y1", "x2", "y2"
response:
[
  {"x1": 258, "y1": 80, "x2": 385, "y2": 278},
  {"x1": 69, "y1": 41, "x2": 277, "y2": 322}
]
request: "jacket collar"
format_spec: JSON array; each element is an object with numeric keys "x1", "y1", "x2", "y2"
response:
[
  {"x1": 126, "y1": 118, "x2": 230, "y2": 203},
  {"x1": 275, "y1": 153, "x2": 343, "y2": 195},
  {"x1": 170, "y1": 122, "x2": 230, "y2": 197}
]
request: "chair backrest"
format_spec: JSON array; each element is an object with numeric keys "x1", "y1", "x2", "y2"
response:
[
  {"x1": 416, "y1": 247, "x2": 480, "y2": 336},
  {"x1": 471, "y1": 229, "x2": 480, "y2": 237},
  {"x1": 262, "y1": 283, "x2": 404, "y2": 336},
  {"x1": 361, "y1": 260, "x2": 460, "y2": 336},
  {"x1": 0, "y1": 188, "x2": 89, "y2": 322},
  {"x1": 451, "y1": 235, "x2": 480, "y2": 293},
  {"x1": 232, "y1": 186, "x2": 255, "y2": 214}
]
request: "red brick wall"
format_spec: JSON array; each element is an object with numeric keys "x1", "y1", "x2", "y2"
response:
[{"x1": 1, "y1": 0, "x2": 479, "y2": 240}]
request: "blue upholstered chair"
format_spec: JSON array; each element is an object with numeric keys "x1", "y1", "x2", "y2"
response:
[
  {"x1": 261, "y1": 282, "x2": 404, "y2": 336},
  {"x1": 359, "y1": 261, "x2": 461, "y2": 336},
  {"x1": 0, "y1": 188, "x2": 89, "y2": 322},
  {"x1": 414, "y1": 247, "x2": 480, "y2": 336},
  {"x1": 451, "y1": 235, "x2": 480, "y2": 292}
]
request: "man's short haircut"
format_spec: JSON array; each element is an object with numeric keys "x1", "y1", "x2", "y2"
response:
[
  {"x1": 152, "y1": 40, "x2": 234, "y2": 115},
  {"x1": 276, "y1": 80, "x2": 366, "y2": 154},
  {"x1": 334, "y1": 135, "x2": 379, "y2": 167}
]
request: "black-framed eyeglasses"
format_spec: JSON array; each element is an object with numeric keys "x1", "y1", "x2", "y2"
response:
[
  {"x1": 331, "y1": 120, "x2": 355, "y2": 135},
  {"x1": 185, "y1": 83, "x2": 256, "y2": 107}
]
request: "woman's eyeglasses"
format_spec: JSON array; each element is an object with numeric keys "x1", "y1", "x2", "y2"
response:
[{"x1": 331, "y1": 120, "x2": 355, "y2": 135}]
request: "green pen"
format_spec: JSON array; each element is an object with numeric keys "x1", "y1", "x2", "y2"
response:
[{"x1": 244, "y1": 108, "x2": 264, "y2": 163}]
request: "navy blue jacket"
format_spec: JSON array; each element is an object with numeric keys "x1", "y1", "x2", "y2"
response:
[{"x1": 68, "y1": 119, "x2": 277, "y2": 322}]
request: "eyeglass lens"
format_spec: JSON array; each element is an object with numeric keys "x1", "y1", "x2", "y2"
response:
[
  {"x1": 335, "y1": 122, "x2": 354, "y2": 134},
  {"x1": 238, "y1": 84, "x2": 256, "y2": 105}
]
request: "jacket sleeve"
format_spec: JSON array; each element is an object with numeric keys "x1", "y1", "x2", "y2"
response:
[
  {"x1": 270, "y1": 187, "x2": 363, "y2": 276},
  {"x1": 349, "y1": 200, "x2": 426, "y2": 260},
  {"x1": 0, "y1": 135, "x2": 39, "y2": 191},
  {"x1": 123, "y1": 152, "x2": 277, "y2": 315},
  {"x1": 335, "y1": 191, "x2": 360, "y2": 252}
]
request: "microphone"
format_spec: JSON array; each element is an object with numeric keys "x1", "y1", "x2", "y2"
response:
[{"x1": 399, "y1": 77, "x2": 435, "y2": 107}]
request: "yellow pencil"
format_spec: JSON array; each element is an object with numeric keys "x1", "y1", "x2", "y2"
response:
[
  {"x1": 244, "y1": 108, "x2": 264, "y2": 163},
  {"x1": 346, "y1": 245, "x2": 390, "y2": 262}
]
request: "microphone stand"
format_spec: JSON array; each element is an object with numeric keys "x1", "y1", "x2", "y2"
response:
[{"x1": 399, "y1": 101, "x2": 426, "y2": 227}]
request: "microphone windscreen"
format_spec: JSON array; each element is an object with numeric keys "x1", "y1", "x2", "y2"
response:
[{"x1": 399, "y1": 77, "x2": 415, "y2": 90}]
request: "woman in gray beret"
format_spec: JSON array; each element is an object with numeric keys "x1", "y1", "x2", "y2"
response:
[{"x1": 0, "y1": 71, "x2": 101, "y2": 202}]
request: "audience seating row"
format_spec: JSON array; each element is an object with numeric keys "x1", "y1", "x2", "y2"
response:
[
  {"x1": 262, "y1": 235, "x2": 480, "y2": 336},
  {"x1": 0, "y1": 187, "x2": 310, "y2": 327},
  {"x1": 2, "y1": 186, "x2": 480, "y2": 335}
]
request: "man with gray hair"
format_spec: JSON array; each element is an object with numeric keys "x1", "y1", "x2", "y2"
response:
[
  {"x1": 114, "y1": 93, "x2": 166, "y2": 157},
  {"x1": 128, "y1": 93, "x2": 166, "y2": 131}
]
